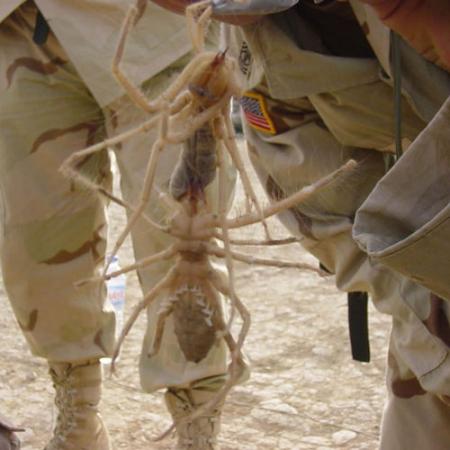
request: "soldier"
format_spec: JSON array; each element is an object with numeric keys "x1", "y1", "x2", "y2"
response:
[
  {"x1": 0, "y1": 1, "x2": 241, "y2": 449},
  {"x1": 154, "y1": 0, "x2": 450, "y2": 449}
]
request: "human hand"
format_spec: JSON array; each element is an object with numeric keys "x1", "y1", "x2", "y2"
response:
[{"x1": 359, "y1": 0, "x2": 450, "y2": 71}]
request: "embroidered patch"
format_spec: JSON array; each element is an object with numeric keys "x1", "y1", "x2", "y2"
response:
[
  {"x1": 238, "y1": 41, "x2": 252, "y2": 76},
  {"x1": 240, "y1": 91, "x2": 276, "y2": 135}
]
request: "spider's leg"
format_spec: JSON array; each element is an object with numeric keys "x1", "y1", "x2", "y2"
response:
[
  {"x1": 76, "y1": 245, "x2": 177, "y2": 287},
  {"x1": 60, "y1": 117, "x2": 169, "y2": 234},
  {"x1": 220, "y1": 112, "x2": 272, "y2": 240},
  {"x1": 157, "y1": 271, "x2": 249, "y2": 439},
  {"x1": 209, "y1": 270, "x2": 250, "y2": 360},
  {"x1": 148, "y1": 301, "x2": 174, "y2": 358},
  {"x1": 213, "y1": 312, "x2": 247, "y2": 393},
  {"x1": 105, "y1": 110, "x2": 170, "y2": 276},
  {"x1": 112, "y1": 1, "x2": 158, "y2": 114},
  {"x1": 110, "y1": 267, "x2": 177, "y2": 373},
  {"x1": 107, "y1": 245, "x2": 176, "y2": 281},
  {"x1": 207, "y1": 243, "x2": 326, "y2": 275},
  {"x1": 63, "y1": 165, "x2": 168, "y2": 235},
  {"x1": 60, "y1": 115, "x2": 160, "y2": 175},
  {"x1": 224, "y1": 159, "x2": 358, "y2": 229},
  {"x1": 112, "y1": 2, "x2": 214, "y2": 114},
  {"x1": 187, "y1": 271, "x2": 250, "y2": 420},
  {"x1": 188, "y1": 304, "x2": 248, "y2": 421},
  {"x1": 167, "y1": 92, "x2": 230, "y2": 143},
  {"x1": 171, "y1": 91, "x2": 194, "y2": 116},
  {"x1": 63, "y1": 165, "x2": 129, "y2": 210},
  {"x1": 213, "y1": 232, "x2": 300, "y2": 246},
  {"x1": 161, "y1": 52, "x2": 216, "y2": 101},
  {"x1": 211, "y1": 294, "x2": 247, "y2": 377},
  {"x1": 185, "y1": 1, "x2": 212, "y2": 53},
  {"x1": 215, "y1": 136, "x2": 239, "y2": 329}
]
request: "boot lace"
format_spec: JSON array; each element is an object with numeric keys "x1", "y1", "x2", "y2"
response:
[{"x1": 45, "y1": 369, "x2": 79, "y2": 450}]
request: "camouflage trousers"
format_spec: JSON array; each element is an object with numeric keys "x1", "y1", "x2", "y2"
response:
[
  {"x1": 241, "y1": 87, "x2": 450, "y2": 449},
  {"x1": 0, "y1": 4, "x2": 236, "y2": 392}
]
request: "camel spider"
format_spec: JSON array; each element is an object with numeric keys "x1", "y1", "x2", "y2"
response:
[{"x1": 60, "y1": 0, "x2": 356, "y2": 439}]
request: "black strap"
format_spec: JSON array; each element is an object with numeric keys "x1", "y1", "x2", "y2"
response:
[
  {"x1": 320, "y1": 263, "x2": 371, "y2": 362},
  {"x1": 347, "y1": 291, "x2": 370, "y2": 362},
  {"x1": 392, "y1": 32, "x2": 403, "y2": 161},
  {"x1": 33, "y1": 10, "x2": 50, "y2": 45}
]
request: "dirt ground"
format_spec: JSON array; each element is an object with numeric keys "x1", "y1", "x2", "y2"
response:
[{"x1": 0, "y1": 139, "x2": 391, "y2": 449}]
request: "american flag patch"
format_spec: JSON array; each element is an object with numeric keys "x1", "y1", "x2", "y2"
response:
[{"x1": 240, "y1": 91, "x2": 276, "y2": 135}]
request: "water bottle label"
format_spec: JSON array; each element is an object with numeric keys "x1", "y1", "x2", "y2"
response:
[{"x1": 108, "y1": 287, "x2": 125, "y2": 307}]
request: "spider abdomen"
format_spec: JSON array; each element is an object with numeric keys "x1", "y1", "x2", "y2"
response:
[{"x1": 172, "y1": 282, "x2": 220, "y2": 363}]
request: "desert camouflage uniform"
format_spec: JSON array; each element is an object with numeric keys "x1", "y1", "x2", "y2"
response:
[
  {"x1": 231, "y1": 1, "x2": 450, "y2": 448},
  {"x1": 0, "y1": 0, "x2": 236, "y2": 425}
]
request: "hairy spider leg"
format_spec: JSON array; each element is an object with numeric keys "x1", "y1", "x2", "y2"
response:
[
  {"x1": 185, "y1": 1, "x2": 213, "y2": 53},
  {"x1": 225, "y1": 159, "x2": 358, "y2": 229},
  {"x1": 206, "y1": 243, "x2": 326, "y2": 275},
  {"x1": 219, "y1": 112, "x2": 273, "y2": 240},
  {"x1": 103, "y1": 110, "x2": 170, "y2": 277}
]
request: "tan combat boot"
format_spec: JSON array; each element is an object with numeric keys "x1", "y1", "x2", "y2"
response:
[
  {"x1": 165, "y1": 385, "x2": 224, "y2": 450},
  {"x1": 0, "y1": 414, "x2": 23, "y2": 450},
  {"x1": 45, "y1": 359, "x2": 111, "y2": 450}
]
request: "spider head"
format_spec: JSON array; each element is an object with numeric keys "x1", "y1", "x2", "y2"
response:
[{"x1": 188, "y1": 50, "x2": 231, "y2": 108}]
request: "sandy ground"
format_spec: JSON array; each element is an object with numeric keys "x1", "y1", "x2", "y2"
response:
[{"x1": 0, "y1": 139, "x2": 391, "y2": 449}]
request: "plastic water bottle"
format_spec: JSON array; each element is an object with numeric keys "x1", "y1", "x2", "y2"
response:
[{"x1": 102, "y1": 255, "x2": 126, "y2": 365}]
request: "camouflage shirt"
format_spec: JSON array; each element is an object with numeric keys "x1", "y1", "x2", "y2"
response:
[{"x1": 1, "y1": 0, "x2": 191, "y2": 107}]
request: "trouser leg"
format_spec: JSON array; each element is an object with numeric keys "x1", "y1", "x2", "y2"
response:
[
  {"x1": 380, "y1": 393, "x2": 450, "y2": 450},
  {"x1": 379, "y1": 340, "x2": 450, "y2": 450},
  {"x1": 0, "y1": 4, "x2": 114, "y2": 449},
  {"x1": 0, "y1": 3, "x2": 115, "y2": 363}
]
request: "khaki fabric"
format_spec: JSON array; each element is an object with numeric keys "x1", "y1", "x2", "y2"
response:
[
  {"x1": 354, "y1": 97, "x2": 450, "y2": 301},
  {"x1": 348, "y1": 0, "x2": 391, "y2": 76},
  {"x1": 233, "y1": 18, "x2": 424, "y2": 152},
  {"x1": 0, "y1": 3, "x2": 240, "y2": 391},
  {"x1": 349, "y1": 0, "x2": 450, "y2": 122},
  {"x1": 0, "y1": 0, "x2": 191, "y2": 107},
  {"x1": 0, "y1": 1, "x2": 24, "y2": 24},
  {"x1": 0, "y1": 413, "x2": 22, "y2": 450},
  {"x1": 0, "y1": 6, "x2": 115, "y2": 362},
  {"x1": 236, "y1": 14, "x2": 380, "y2": 100},
  {"x1": 231, "y1": 2, "x2": 450, "y2": 448}
]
